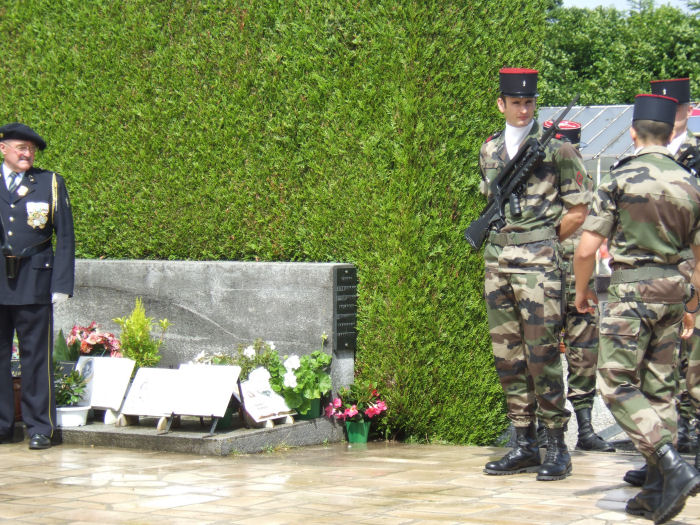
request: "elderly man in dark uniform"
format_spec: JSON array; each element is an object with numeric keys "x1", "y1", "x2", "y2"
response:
[{"x1": 0, "y1": 123, "x2": 75, "y2": 449}]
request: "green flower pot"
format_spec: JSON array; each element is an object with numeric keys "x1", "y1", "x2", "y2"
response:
[
  {"x1": 296, "y1": 398, "x2": 321, "y2": 420},
  {"x1": 345, "y1": 420, "x2": 371, "y2": 443}
]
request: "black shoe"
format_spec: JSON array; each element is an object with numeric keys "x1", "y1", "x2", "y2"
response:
[
  {"x1": 484, "y1": 423, "x2": 541, "y2": 475},
  {"x1": 625, "y1": 462, "x2": 661, "y2": 520},
  {"x1": 537, "y1": 426, "x2": 572, "y2": 481},
  {"x1": 28, "y1": 434, "x2": 51, "y2": 450},
  {"x1": 652, "y1": 443, "x2": 700, "y2": 525},
  {"x1": 574, "y1": 407, "x2": 616, "y2": 452},
  {"x1": 624, "y1": 464, "x2": 648, "y2": 487},
  {"x1": 677, "y1": 416, "x2": 692, "y2": 454}
]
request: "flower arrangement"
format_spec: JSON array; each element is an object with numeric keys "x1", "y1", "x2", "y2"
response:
[
  {"x1": 66, "y1": 322, "x2": 122, "y2": 357},
  {"x1": 268, "y1": 348, "x2": 332, "y2": 416},
  {"x1": 325, "y1": 379, "x2": 387, "y2": 423},
  {"x1": 191, "y1": 339, "x2": 280, "y2": 381}
]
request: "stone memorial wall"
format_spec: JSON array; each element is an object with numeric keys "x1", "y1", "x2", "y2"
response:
[{"x1": 54, "y1": 260, "x2": 356, "y2": 391}]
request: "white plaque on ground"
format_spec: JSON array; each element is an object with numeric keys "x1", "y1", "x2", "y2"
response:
[
  {"x1": 120, "y1": 368, "x2": 181, "y2": 417},
  {"x1": 233, "y1": 367, "x2": 295, "y2": 423},
  {"x1": 176, "y1": 364, "x2": 241, "y2": 417},
  {"x1": 75, "y1": 356, "x2": 135, "y2": 410}
]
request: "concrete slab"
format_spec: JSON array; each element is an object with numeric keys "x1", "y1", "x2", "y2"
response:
[{"x1": 58, "y1": 413, "x2": 345, "y2": 456}]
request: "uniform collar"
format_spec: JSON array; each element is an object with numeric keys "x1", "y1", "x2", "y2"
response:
[{"x1": 636, "y1": 145, "x2": 675, "y2": 158}]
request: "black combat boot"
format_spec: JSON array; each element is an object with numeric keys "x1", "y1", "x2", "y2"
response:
[
  {"x1": 537, "y1": 426, "x2": 572, "y2": 481},
  {"x1": 484, "y1": 423, "x2": 541, "y2": 475},
  {"x1": 651, "y1": 443, "x2": 700, "y2": 525},
  {"x1": 677, "y1": 415, "x2": 692, "y2": 453},
  {"x1": 625, "y1": 462, "x2": 662, "y2": 519},
  {"x1": 623, "y1": 464, "x2": 647, "y2": 487},
  {"x1": 574, "y1": 407, "x2": 615, "y2": 452},
  {"x1": 536, "y1": 420, "x2": 547, "y2": 447}
]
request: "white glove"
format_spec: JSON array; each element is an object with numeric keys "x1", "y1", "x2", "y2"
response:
[{"x1": 52, "y1": 293, "x2": 69, "y2": 305}]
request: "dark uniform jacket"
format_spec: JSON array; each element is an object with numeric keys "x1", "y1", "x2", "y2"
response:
[{"x1": 0, "y1": 166, "x2": 74, "y2": 304}]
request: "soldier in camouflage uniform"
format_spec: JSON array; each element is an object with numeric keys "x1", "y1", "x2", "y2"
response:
[
  {"x1": 543, "y1": 120, "x2": 615, "y2": 453},
  {"x1": 625, "y1": 77, "x2": 700, "y2": 487},
  {"x1": 480, "y1": 68, "x2": 590, "y2": 482},
  {"x1": 574, "y1": 93, "x2": 700, "y2": 524},
  {"x1": 658, "y1": 78, "x2": 700, "y2": 458}
]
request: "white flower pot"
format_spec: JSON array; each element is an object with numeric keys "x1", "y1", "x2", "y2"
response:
[{"x1": 56, "y1": 406, "x2": 90, "y2": 427}]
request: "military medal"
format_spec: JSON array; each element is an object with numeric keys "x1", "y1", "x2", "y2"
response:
[
  {"x1": 17, "y1": 186, "x2": 28, "y2": 197},
  {"x1": 26, "y1": 201, "x2": 49, "y2": 229}
]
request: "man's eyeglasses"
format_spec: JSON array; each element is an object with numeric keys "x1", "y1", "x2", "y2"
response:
[{"x1": 5, "y1": 142, "x2": 37, "y2": 154}]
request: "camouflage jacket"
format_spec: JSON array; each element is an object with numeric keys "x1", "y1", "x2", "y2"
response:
[
  {"x1": 583, "y1": 145, "x2": 700, "y2": 271},
  {"x1": 677, "y1": 129, "x2": 700, "y2": 161},
  {"x1": 479, "y1": 121, "x2": 590, "y2": 236}
]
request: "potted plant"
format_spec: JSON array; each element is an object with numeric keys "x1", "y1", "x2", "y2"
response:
[
  {"x1": 113, "y1": 298, "x2": 171, "y2": 371},
  {"x1": 325, "y1": 379, "x2": 387, "y2": 443},
  {"x1": 268, "y1": 348, "x2": 332, "y2": 419},
  {"x1": 54, "y1": 367, "x2": 90, "y2": 427}
]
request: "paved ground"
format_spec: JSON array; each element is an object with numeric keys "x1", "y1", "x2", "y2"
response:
[{"x1": 0, "y1": 440, "x2": 698, "y2": 524}]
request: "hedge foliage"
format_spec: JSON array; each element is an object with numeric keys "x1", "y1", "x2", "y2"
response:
[{"x1": 0, "y1": 0, "x2": 547, "y2": 444}]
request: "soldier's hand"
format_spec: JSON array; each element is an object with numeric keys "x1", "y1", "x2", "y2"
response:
[
  {"x1": 574, "y1": 288, "x2": 598, "y2": 314},
  {"x1": 680, "y1": 312, "x2": 695, "y2": 339}
]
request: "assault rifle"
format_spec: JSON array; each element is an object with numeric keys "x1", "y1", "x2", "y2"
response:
[
  {"x1": 678, "y1": 145, "x2": 699, "y2": 177},
  {"x1": 464, "y1": 94, "x2": 580, "y2": 250}
]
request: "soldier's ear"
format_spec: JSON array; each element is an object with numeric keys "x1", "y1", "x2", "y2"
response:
[{"x1": 497, "y1": 96, "x2": 506, "y2": 115}]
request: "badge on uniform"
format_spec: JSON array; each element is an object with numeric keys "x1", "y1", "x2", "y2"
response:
[
  {"x1": 17, "y1": 186, "x2": 28, "y2": 197},
  {"x1": 26, "y1": 201, "x2": 49, "y2": 229}
]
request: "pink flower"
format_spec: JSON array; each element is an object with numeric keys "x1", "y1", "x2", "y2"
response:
[
  {"x1": 376, "y1": 401, "x2": 387, "y2": 412},
  {"x1": 344, "y1": 405, "x2": 359, "y2": 419},
  {"x1": 332, "y1": 397, "x2": 342, "y2": 408},
  {"x1": 325, "y1": 404, "x2": 335, "y2": 417}
]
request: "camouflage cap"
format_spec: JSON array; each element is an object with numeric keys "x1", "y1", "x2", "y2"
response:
[{"x1": 650, "y1": 78, "x2": 690, "y2": 104}]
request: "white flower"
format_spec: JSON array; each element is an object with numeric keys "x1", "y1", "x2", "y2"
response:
[
  {"x1": 191, "y1": 350, "x2": 208, "y2": 364},
  {"x1": 266, "y1": 341, "x2": 276, "y2": 350},
  {"x1": 243, "y1": 345, "x2": 255, "y2": 358},
  {"x1": 284, "y1": 355, "x2": 300, "y2": 371},
  {"x1": 283, "y1": 370, "x2": 298, "y2": 388},
  {"x1": 248, "y1": 367, "x2": 271, "y2": 388}
]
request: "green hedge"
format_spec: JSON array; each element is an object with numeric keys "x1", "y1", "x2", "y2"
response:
[{"x1": 0, "y1": 0, "x2": 547, "y2": 444}]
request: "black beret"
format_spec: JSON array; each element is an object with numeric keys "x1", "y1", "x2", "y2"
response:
[
  {"x1": 633, "y1": 94, "x2": 678, "y2": 125},
  {"x1": 499, "y1": 67, "x2": 538, "y2": 97},
  {"x1": 650, "y1": 78, "x2": 690, "y2": 104},
  {"x1": 0, "y1": 122, "x2": 47, "y2": 150},
  {"x1": 543, "y1": 119, "x2": 581, "y2": 146}
]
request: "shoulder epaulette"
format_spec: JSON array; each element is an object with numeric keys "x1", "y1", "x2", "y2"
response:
[{"x1": 485, "y1": 130, "x2": 502, "y2": 143}]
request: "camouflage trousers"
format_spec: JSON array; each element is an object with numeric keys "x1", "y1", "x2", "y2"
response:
[
  {"x1": 681, "y1": 326, "x2": 700, "y2": 418},
  {"x1": 563, "y1": 301, "x2": 598, "y2": 411},
  {"x1": 484, "y1": 267, "x2": 570, "y2": 429},
  {"x1": 597, "y1": 299, "x2": 681, "y2": 458}
]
